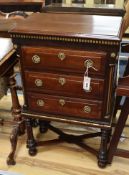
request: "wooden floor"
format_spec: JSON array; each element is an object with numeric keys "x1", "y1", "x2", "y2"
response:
[{"x1": 1, "y1": 95, "x2": 129, "y2": 175}]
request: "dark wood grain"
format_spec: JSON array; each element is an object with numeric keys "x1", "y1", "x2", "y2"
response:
[
  {"x1": 10, "y1": 13, "x2": 123, "y2": 41},
  {"x1": 24, "y1": 71, "x2": 104, "y2": 100},
  {"x1": 21, "y1": 46, "x2": 107, "y2": 75},
  {"x1": 27, "y1": 92, "x2": 103, "y2": 119}
]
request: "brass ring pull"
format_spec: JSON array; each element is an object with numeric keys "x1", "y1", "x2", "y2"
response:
[
  {"x1": 84, "y1": 59, "x2": 93, "y2": 68},
  {"x1": 32, "y1": 55, "x2": 41, "y2": 64},
  {"x1": 59, "y1": 99, "x2": 66, "y2": 106},
  {"x1": 37, "y1": 99, "x2": 44, "y2": 107},
  {"x1": 58, "y1": 77, "x2": 66, "y2": 86},
  {"x1": 83, "y1": 106, "x2": 91, "y2": 113},
  {"x1": 35, "y1": 79, "x2": 43, "y2": 87},
  {"x1": 58, "y1": 52, "x2": 66, "y2": 61}
]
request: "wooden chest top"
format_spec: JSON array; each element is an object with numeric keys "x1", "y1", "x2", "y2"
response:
[{"x1": 10, "y1": 13, "x2": 123, "y2": 42}]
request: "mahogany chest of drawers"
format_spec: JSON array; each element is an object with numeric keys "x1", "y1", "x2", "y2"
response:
[{"x1": 9, "y1": 13, "x2": 123, "y2": 167}]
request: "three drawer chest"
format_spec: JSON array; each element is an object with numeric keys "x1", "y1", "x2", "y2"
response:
[{"x1": 8, "y1": 13, "x2": 123, "y2": 167}]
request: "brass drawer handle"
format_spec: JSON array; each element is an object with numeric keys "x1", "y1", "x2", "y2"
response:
[
  {"x1": 58, "y1": 77, "x2": 66, "y2": 86},
  {"x1": 35, "y1": 79, "x2": 43, "y2": 87},
  {"x1": 59, "y1": 99, "x2": 65, "y2": 106},
  {"x1": 84, "y1": 59, "x2": 93, "y2": 68},
  {"x1": 58, "y1": 52, "x2": 66, "y2": 61},
  {"x1": 37, "y1": 99, "x2": 44, "y2": 107},
  {"x1": 83, "y1": 106, "x2": 91, "y2": 113},
  {"x1": 32, "y1": 55, "x2": 41, "y2": 63}
]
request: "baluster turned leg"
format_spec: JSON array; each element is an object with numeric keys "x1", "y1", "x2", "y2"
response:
[
  {"x1": 98, "y1": 129, "x2": 110, "y2": 168},
  {"x1": 7, "y1": 73, "x2": 25, "y2": 165},
  {"x1": 26, "y1": 118, "x2": 37, "y2": 156},
  {"x1": 7, "y1": 122, "x2": 20, "y2": 165},
  {"x1": 39, "y1": 120, "x2": 49, "y2": 133},
  {"x1": 9, "y1": 73, "x2": 25, "y2": 135}
]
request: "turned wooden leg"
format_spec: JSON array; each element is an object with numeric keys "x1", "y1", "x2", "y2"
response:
[
  {"x1": 26, "y1": 118, "x2": 37, "y2": 156},
  {"x1": 7, "y1": 122, "x2": 20, "y2": 165},
  {"x1": 107, "y1": 128, "x2": 112, "y2": 144},
  {"x1": 9, "y1": 73, "x2": 25, "y2": 135},
  {"x1": 7, "y1": 73, "x2": 25, "y2": 165},
  {"x1": 31, "y1": 119, "x2": 39, "y2": 128},
  {"x1": 39, "y1": 120, "x2": 49, "y2": 134},
  {"x1": 98, "y1": 129, "x2": 110, "y2": 168}
]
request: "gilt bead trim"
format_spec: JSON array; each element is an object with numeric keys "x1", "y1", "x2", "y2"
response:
[{"x1": 10, "y1": 34, "x2": 120, "y2": 45}]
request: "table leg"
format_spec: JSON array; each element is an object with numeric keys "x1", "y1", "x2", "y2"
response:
[
  {"x1": 98, "y1": 129, "x2": 110, "y2": 168},
  {"x1": 39, "y1": 120, "x2": 49, "y2": 133},
  {"x1": 26, "y1": 118, "x2": 37, "y2": 156},
  {"x1": 9, "y1": 73, "x2": 25, "y2": 135},
  {"x1": 7, "y1": 72, "x2": 25, "y2": 165},
  {"x1": 6, "y1": 122, "x2": 20, "y2": 165}
]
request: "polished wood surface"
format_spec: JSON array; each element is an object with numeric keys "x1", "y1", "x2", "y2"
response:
[
  {"x1": 0, "y1": 15, "x2": 26, "y2": 38},
  {"x1": 9, "y1": 13, "x2": 123, "y2": 167},
  {"x1": 10, "y1": 13, "x2": 123, "y2": 39},
  {"x1": 0, "y1": 0, "x2": 44, "y2": 12},
  {"x1": 116, "y1": 76, "x2": 129, "y2": 96}
]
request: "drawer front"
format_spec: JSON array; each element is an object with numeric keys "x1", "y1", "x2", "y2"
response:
[
  {"x1": 27, "y1": 93, "x2": 103, "y2": 119},
  {"x1": 22, "y1": 46, "x2": 107, "y2": 75},
  {"x1": 25, "y1": 71, "x2": 104, "y2": 99}
]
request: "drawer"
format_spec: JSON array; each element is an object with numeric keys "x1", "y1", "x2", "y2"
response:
[
  {"x1": 25, "y1": 71, "x2": 104, "y2": 99},
  {"x1": 27, "y1": 93, "x2": 103, "y2": 119},
  {"x1": 22, "y1": 46, "x2": 107, "y2": 75}
]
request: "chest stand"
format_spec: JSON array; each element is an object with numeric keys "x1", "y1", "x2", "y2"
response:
[{"x1": 25, "y1": 117, "x2": 111, "y2": 168}]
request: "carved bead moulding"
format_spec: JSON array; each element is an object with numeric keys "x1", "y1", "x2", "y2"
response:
[{"x1": 10, "y1": 34, "x2": 120, "y2": 46}]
